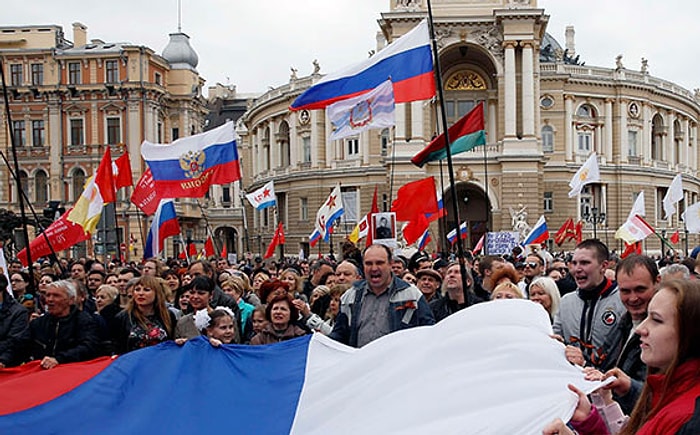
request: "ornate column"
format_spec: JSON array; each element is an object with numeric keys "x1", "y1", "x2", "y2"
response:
[
  {"x1": 564, "y1": 95, "x2": 574, "y2": 161},
  {"x1": 521, "y1": 41, "x2": 535, "y2": 137},
  {"x1": 504, "y1": 40, "x2": 517, "y2": 138},
  {"x1": 666, "y1": 111, "x2": 674, "y2": 165},
  {"x1": 642, "y1": 104, "x2": 651, "y2": 165},
  {"x1": 618, "y1": 99, "x2": 628, "y2": 163},
  {"x1": 604, "y1": 99, "x2": 613, "y2": 161}
]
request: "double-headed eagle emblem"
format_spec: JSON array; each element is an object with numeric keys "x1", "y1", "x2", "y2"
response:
[{"x1": 179, "y1": 150, "x2": 206, "y2": 179}]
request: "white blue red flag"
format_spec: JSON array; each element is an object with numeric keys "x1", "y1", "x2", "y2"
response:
[
  {"x1": 143, "y1": 199, "x2": 180, "y2": 258},
  {"x1": 245, "y1": 180, "x2": 277, "y2": 210},
  {"x1": 0, "y1": 301, "x2": 609, "y2": 434},
  {"x1": 290, "y1": 19, "x2": 434, "y2": 111},
  {"x1": 417, "y1": 228, "x2": 431, "y2": 250},
  {"x1": 522, "y1": 215, "x2": 549, "y2": 246},
  {"x1": 315, "y1": 185, "x2": 344, "y2": 242},
  {"x1": 141, "y1": 121, "x2": 241, "y2": 198},
  {"x1": 309, "y1": 229, "x2": 322, "y2": 247},
  {"x1": 447, "y1": 222, "x2": 468, "y2": 245},
  {"x1": 327, "y1": 80, "x2": 395, "y2": 141}
]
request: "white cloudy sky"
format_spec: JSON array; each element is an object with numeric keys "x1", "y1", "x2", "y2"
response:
[{"x1": 6, "y1": 1, "x2": 699, "y2": 95}]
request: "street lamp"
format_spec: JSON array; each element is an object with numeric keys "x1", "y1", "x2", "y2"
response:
[{"x1": 583, "y1": 206, "x2": 606, "y2": 240}]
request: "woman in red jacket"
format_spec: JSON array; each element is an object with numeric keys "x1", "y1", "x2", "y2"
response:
[{"x1": 544, "y1": 279, "x2": 700, "y2": 435}]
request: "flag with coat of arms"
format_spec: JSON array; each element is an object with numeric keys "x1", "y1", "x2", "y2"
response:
[{"x1": 327, "y1": 80, "x2": 395, "y2": 141}]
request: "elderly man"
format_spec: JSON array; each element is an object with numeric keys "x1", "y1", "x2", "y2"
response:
[
  {"x1": 429, "y1": 261, "x2": 481, "y2": 322},
  {"x1": 330, "y1": 244, "x2": 434, "y2": 347},
  {"x1": 553, "y1": 239, "x2": 626, "y2": 370},
  {"x1": 29, "y1": 280, "x2": 99, "y2": 369},
  {"x1": 415, "y1": 268, "x2": 442, "y2": 303},
  {"x1": 335, "y1": 260, "x2": 362, "y2": 285}
]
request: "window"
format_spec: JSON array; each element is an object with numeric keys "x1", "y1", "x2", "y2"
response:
[
  {"x1": 628, "y1": 131, "x2": 638, "y2": 157},
  {"x1": 32, "y1": 120, "x2": 45, "y2": 147},
  {"x1": 31, "y1": 63, "x2": 43, "y2": 86},
  {"x1": 543, "y1": 192, "x2": 553, "y2": 212},
  {"x1": 346, "y1": 138, "x2": 359, "y2": 157},
  {"x1": 107, "y1": 117, "x2": 121, "y2": 144},
  {"x1": 541, "y1": 125, "x2": 554, "y2": 152},
  {"x1": 70, "y1": 119, "x2": 84, "y2": 146},
  {"x1": 222, "y1": 186, "x2": 231, "y2": 208},
  {"x1": 381, "y1": 128, "x2": 390, "y2": 156},
  {"x1": 302, "y1": 137, "x2": 311, "y2": 163},
  {"x1": 71, "y1": 168, "x2": 86, "y2": 201},
  {"x1": 300, "y1": 197, "x2": 308, "y2": 221},
  {"x1": 577, "y1": 132, "x2": 592, "y2": 154},
  {"x1": 157, "y1": 121, "x2": 163, "y2": 143},
  {"x1": 68, "y1": 62, "x2": 81, "y2": 85},
  {"x1": 577, "y1": 105, "x2": 595, "y2": 118},
  {"x1": 105, "y1": 60, "x2": 119, "y2": 83},
  {"x1": 35, "y1": 170, "x2": 48, "y2": 204},
  {"x1": 12, "y1": 120, "x2": 25, "y2": 147},
  {"x1": 154, "y1": 72, "x2": 162, "y2": 86},
  {"x1": 172, "y1": 127, "x2": 179, "y2": 141},
  {"x1": 10, "y1": 64, "x2": 22, "y2": 86},
  {"x1": 341, "y1": 188, "x2": 358, "y2": 222}
]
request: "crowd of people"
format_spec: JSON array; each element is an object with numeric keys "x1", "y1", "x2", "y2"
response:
[{"x1": 0, "y1": 238, "x2": 699, "y2": 433}]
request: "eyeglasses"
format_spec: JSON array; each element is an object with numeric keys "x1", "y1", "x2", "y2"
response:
[{"x1": 523, "y1": 262, "x2": 540, "y2": 269}]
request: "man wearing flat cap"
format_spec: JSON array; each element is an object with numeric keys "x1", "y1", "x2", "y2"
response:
[{"x1": 415, "y1": 268, "x2": 442, "y2": 304}]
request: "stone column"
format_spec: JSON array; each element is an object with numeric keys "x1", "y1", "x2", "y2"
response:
[
  {"x1": 642, "y1": 104, "x2": 651, "y2": 165},
  {"x1": 618, "y1": 100, "x2": 628, "y2": 163},
  {"x1": 411, "y1": 101, "x2": 423, "y2": 142},
  {"x1": 504, "y1": 41, "x2": 517, "y2": 138},
  {"x1": 395, "y1": 103, "x2": 407, "y2": 141},
  {"x1": 604, "y1": 99, "x2": 613, "y2": 161},
  {"x1": 682, "y1": 118, "x2": 690, "y2": 168},
  {"x1": 666, "y1": 111, "x2": 674, "y2": 165},
  {"x1": 488, "y1": 98, "x2": 497, "y2": 144},
  {"x1": 692, "y1": 123, "x2": 698, "y2": 171},
  {"x1": 564, "y1": 95, "x2": 574, "y2": 161},
  {"x1": 268, "y1": 119, "x2": 278, "y2": 169},
  {"x1": 521, "y1": 42, "x2": 535, "y2": 137}
]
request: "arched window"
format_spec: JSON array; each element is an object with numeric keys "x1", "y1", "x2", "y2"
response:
[
  {"x1": 14, "y1": 170, "x2": 28, "y2": 203},
  {"x1": 541, "y1": 125, "x2": 554, "y2": 153},
  {"x1": 674, "y1": 119, "x2": 683, "y2": 166},
  {"x1": 651, "y1": 114, "x2": 664, "y2": 161},
  {"x1": 278, "y1": 121, "x2": 290, "y2": 167},
  {"x1": 262, "y1": 127, "x2": 270, "y2": 171},
  {"x1": 575, "y1": 104, "x2": 597, "y2": 155},
  {"x1": 35, "y1": 170, "x2": 48, "y2": 204},
  {"x1": 71, "y1": 168, "x2": 86, "y2": 201}
]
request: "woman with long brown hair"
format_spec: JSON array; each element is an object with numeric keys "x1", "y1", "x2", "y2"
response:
[{"x1": 111, "y1": 275, "x2": 176, "y2": 354}]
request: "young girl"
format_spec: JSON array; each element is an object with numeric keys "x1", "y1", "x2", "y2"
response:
[{"x1": 193, "y1": 307, "x2": 237, "y2": 347}]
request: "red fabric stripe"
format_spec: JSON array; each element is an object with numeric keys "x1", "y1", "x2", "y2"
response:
[{"x1": 0, "y1": 357, "x2": 114, "y2": 415}]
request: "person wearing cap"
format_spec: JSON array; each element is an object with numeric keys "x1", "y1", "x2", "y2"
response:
[
  {"x1": 415, "y1": 268, "x2": 442, "y2": 303},
  {"x1": 432, "y1": 258, "x2": 449, "y2": 277}
]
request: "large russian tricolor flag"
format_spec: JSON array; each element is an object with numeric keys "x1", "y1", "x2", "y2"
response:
[
  {"x1": 0, "y1": 301, "x2": 609, "y2": 435},
  {"x1": 290, "y1": 19, "x2": 435, "y2": 111},
  {"x1": 141, "y1": 121, "x2": 241, "y2": 198}
]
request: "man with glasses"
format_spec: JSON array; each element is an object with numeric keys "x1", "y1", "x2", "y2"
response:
[
  {"x1": 518, "y1": 254, "x2": 544, "y2": 298},
  {"x1": 551, "y1": 258, "x2": 576, "y2": 295}
]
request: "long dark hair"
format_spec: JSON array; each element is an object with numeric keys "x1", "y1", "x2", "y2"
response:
[{"x1": 620, "y1": 279, "x2": 700, "y2": 434}]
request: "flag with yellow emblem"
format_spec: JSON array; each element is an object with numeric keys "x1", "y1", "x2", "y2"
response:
[{"x1": 568, "y1": 152, "x2": 600, "y2": 198}]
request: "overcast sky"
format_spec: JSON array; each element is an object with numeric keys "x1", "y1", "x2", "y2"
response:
[{"x1": 6, "y1": 1, "x2": 699, "y2": 95}]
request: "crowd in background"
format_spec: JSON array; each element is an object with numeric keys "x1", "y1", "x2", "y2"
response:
[{"x1": 1, "y1": 238, "x2": 699, "y2": 434}]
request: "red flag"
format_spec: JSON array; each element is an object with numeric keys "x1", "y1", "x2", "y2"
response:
[
  {"x1": 264, "y1": 222, "x2": 285, "y2": 259},
  {"x1": 670, "y1": 230, "x2": 680, "y2": 244},
  {"x1": 204, "y1": 236, "x2": 215, "y2": 257},
  {"x1": 554, "y1": 218, "x2": 576, "y2": 246},
  {"x1": 473, "y1": 233, "x2": 485, "y2": 254},
  {"x1": 95, "y1": 148, "x2": 116, "y2": 203},
  {"x1": 621, "y1": 242, "x2": 643, "y2": 259},
  {"x1": 390, "y1": 177, "x2": 438, "y2": 222},
  {"x1": 113, "y1": 152, "x2": 134, "y2": 189},
  {"x1": 403, "y1": 214, "x2": 430, "y2": 246},
  {"x1": 575, "y1": 220, "x2": 583, "y2": 244},
  {"x1": 17, "y1": 208, "x2": 90, "y2": 266},
  {"x1": 366, "y1": 186, "x2": 379, "y2": 247},
  {"x1": 131, "y1": 168, "x2": 160, "y2": 216},
  {"x1": 221, "y1": 243, "x2": 228, "y2": 258}
]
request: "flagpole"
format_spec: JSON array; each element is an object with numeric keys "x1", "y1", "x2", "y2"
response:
[
  {"x1": 178, "y1": 233, "x2": 191, "y2": 264},
  {"x1": 482, "y1": 128, "x2": 489, "y2": 255},
  {"x1": 239, "y1": 181, "x2": 251, "y2": 255},
  {"x1": 388, "y1": 127, "x2": 398, "y2": 212},
  {"x1": 426, "y1": 0, "x2": 471, "y2": 306},
  {"x1": 195, "y1": 199, "x2": 218, "y2": 259},
  {"x1": 135, "y1": 209, "x2": 146, "y2": 262},
  {"x1": 0, "y1": 57, "x2": 36, "y2": 293}
]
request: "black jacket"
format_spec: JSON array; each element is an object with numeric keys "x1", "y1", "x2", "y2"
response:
[
  {"x1": 29, "y1": 306, "x2": 99, "y2": 363},
  {"x1": 0, "y1": 293, "x2": 30, "y2": 367}
]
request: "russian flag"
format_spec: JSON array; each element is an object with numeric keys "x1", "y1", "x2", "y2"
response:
[
  {"x1": 141, "y1": 121, "x2": 241, "y2": 198},
  {"x1": 522, "y1": 215, "x2": 549, "y2": 246},
  {"x1": 143, "y1": 200, "x2": 180, "y2": 259},
  {"x1": 0, "y1": 301, "x2": 610, "y2": 435},
  {"x1": 309, "y1": 229, "x2": 322, "y2": 248},
  {"x1": 290, "y1": 19, "x2": 435, "y2": 111},
  {"x1": 446, "y1": 222, "x2": 468, "y2": 245},
  {"x1": 417, "y1": 229, "x2": 431, "y2": 250}
]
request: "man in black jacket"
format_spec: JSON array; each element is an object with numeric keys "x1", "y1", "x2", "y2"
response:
[
  {"x1": 29, "y1": 280, "x2": 99, "y2": 369},
  {"x1": 0, "y1": 274, "x2": 30, "y2": 368}
]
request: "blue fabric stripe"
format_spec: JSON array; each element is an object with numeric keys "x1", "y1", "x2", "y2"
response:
[
  {"x1": 0, "y1": 336, "x2": 312, "y2": 434},
  {"x1": 292, "y1": 45, "x2": 432, "y2": 109},
  {"x1": 147, "y1": 140, "x2": 238, "y2": 181}
]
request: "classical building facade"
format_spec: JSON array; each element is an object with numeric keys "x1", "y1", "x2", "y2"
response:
[
  {"x1": 240, "y1": 0, "x2": 700, "y2": 256},
  {"x1": 0, "y1": 23, "x2": 207, "y2": 260}
]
